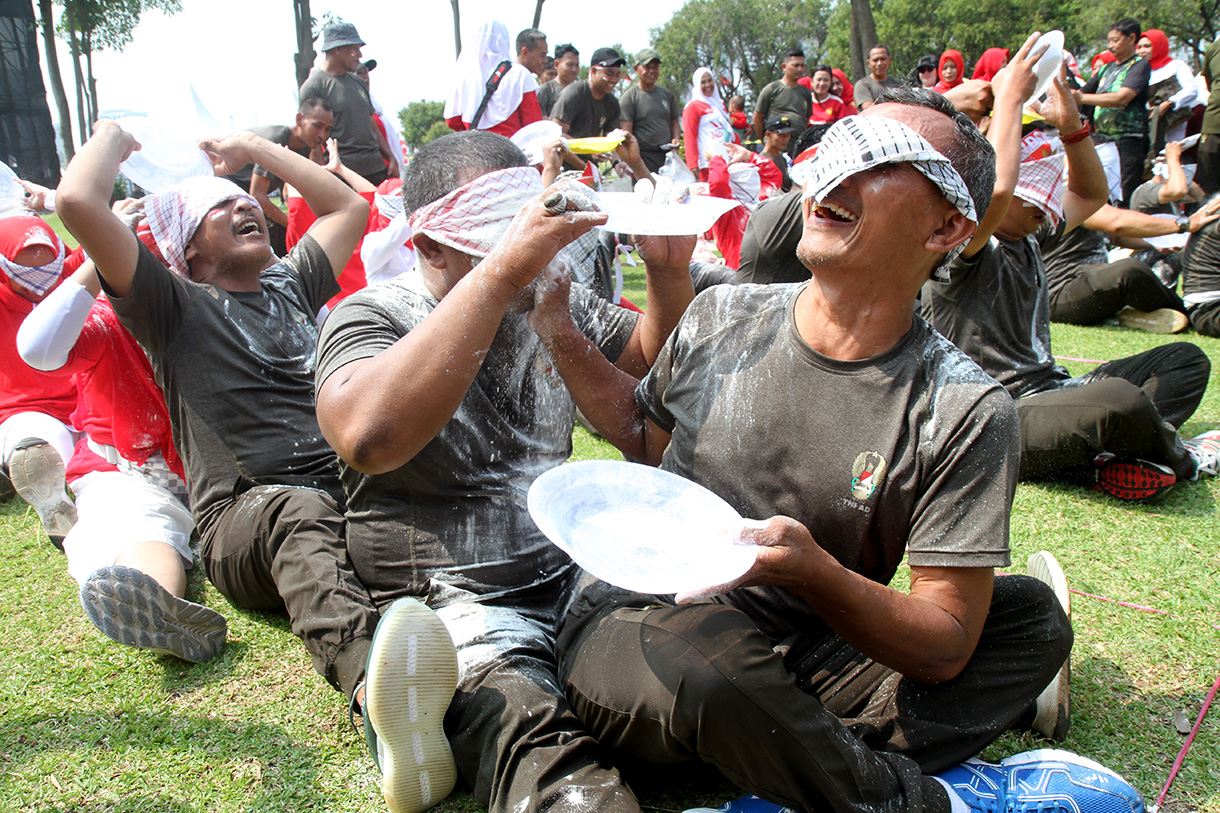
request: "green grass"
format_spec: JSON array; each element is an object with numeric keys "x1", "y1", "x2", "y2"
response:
[{"x1": 2, "y1": 263, "x2": 1218, "y2": 812}]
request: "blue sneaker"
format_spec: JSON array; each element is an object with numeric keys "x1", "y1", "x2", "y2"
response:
[
  {"x1": 938, "y1": 749, "x2": 1144, "y2": 813},
  {"x1": 684, "y1": 795, "x2": 797, "y2": 813},
  {"x1": 363, "y1": 598, "x2": 459, "y2": 813}
]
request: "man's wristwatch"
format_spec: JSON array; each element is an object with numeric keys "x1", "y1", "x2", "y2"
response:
[{"x1": 1177, "y1": 215, "x2": 1192, "y2": 234}]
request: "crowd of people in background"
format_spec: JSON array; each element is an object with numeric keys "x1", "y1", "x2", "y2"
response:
[{"x1": 6, "y1": 10, "x2": 1220, "y2": 813}]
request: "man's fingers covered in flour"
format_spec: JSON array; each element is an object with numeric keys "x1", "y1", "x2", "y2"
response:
[{"x1": 489, "y1": 179, "x2": 608, "y2": 290}]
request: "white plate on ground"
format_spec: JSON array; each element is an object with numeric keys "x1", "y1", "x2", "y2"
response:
[
  {"x1": 1026, "y1": 30, "x2": 1065, "y2": 107},
  {"x1": 594, "y1": 191, "x2": 740, "y2": 236},
  {"x1": 527, "y1": 460, "x2": 756, "y2": 595},
  {"x1": 117, "y1": 115, "x2": 214, "y2": 194},
  {"x1": 1141, "y1": 214, "x2": 1190, "y2": 250}
]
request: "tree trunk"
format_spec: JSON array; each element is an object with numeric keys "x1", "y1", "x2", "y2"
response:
[
  {"x1": 532, "y1": 0, "x2": 544, "y2": 29},
  {"x1": 62, "y1": 0, "x2": 88, "y2": 146},
  {"x1": 84, "y1": 28, "x2": 97, "y2": 127},
  {"x1": 450, "y1": 0, "x2": 461, "y2": 58},
  {"x1": 849, "y1": 0, "x2": 878, "y2": 82},
  {"x1": 293, "y1": 0, "x2": 314, "y2": 89},
  {"x1": 37, "y1": 0, "x2": 73, "y2": 159}
]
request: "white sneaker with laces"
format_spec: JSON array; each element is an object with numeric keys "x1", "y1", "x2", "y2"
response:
[{"x1": 1182, "y1": 430, "x2": 1220, "y2": 479}]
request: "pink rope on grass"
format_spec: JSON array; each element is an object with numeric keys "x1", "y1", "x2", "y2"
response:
[
  {"x1": 1068, "y1": 587, "x2": 1220, "y2": 631},
  {"x1": 1152, "y1": 672, "x2": 1220, "y2": 813},
  {"x1": 1066, "y1": 587, "x2": 1220, "y2": 811}
]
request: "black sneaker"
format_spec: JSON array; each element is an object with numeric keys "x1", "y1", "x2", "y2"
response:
[
  {"x1": 80, "y1": 565, "x2": 227, "y2": 663},
  {"x1": 364, "y1": 597, "x2": 459, "y2": 813},
  {"x1": 9, "y1": 438, "x2": 76, "y2": 549},
  {"x1": 1093, "y1": 454, "x2": 1177, "y2": 501}
]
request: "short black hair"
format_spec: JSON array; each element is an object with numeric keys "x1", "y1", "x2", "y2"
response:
[
  {"x1": 812, "y1": 64, "x2": 833, "y2": 78},
  {"x1": 870, "y1": 44, "x2": 891, "y2": 57},
  {"x1": 516, "y1": 28, "x2": 546, "y2": 54},
  {"x1": 1111, "y1": 17, "x2": 1141, "y2": 39},
  {"x1": 298, "y1": 97, "x2": 331, "y2": 117},
  {"x1": 795, "y1": 123, "x2": 832, "y2": 153},
  {"x1": 783, "y1": 48, "x2": 805, "y2": 62},
  {"x1": 871, "y1": 85, "x2": 995, "y2": 221},
  {"x1": 554, "y1": 42, "x2": 579, "y2": 60},
  {"x1": 402, "y1": 131, "x2": 528, "y2": 215}
]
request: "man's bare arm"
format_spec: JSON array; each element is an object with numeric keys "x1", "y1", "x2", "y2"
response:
[
  {"x1": 249, "y1": 173, "x2": 288, "y2": 228},
  {"x1": 201, "y1": 131, "x2": 368, "y2": 277},
  {"x1": 56, "y1": 120, "x2": 143, "y2": 297},
  {"x1": 316, "y1": 187, "x2": 608, "y2": 475},
  {"x1": 681, "y1": 516, "x2": 995, "y2": 683}
]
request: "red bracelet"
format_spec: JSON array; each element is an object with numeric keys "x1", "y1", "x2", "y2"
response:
[{"x1": 1060, "y1": 119, "x2": 1092, "y2": 146}]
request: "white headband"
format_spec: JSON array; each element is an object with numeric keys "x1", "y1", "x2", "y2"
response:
[
  {"x1": 407, "y1": 166, "x2": 543, "y2": 258},
  {"x1": 144, "y1": 175, "x2": 259, "y2": 275},
  {"x1": 802, "y1": 115, "x2": 977, "y2": 282}
]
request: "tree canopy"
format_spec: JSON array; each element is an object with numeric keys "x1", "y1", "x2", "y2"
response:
[{"x1": 650, "y1": 0, "x2": 830, "y2": 103}]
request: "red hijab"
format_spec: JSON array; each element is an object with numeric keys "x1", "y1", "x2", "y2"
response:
[
  {"x1": 933, "y1": 50, "x2": 965, "y2": 93},
  {"x1": 831, "y1": 68, "x2": 855, "y2": 109},
  {"x1": 1140, "y1": 29, "x2": 1171, "y2": 70},
  {"x1": 1091, "y1": 50, "x2": 1116, "y2": 75},
  {"x1": 972, "y1": 48, "x2": 1009, "y2": 81}
]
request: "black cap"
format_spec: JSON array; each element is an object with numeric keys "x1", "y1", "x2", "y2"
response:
[
  {"x1": 590, "y1": 47, "x2": 626, "y2": 68},
  {"x1": 916, "y1": 54, "x2": 937, "y2": 72},
  {"x1": 765, "y1": 114, "x2": 796, "y2": 134}
]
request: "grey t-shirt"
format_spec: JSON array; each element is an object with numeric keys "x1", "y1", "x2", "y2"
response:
[
  {"x1": 755, "y1": 80, "x2": 813, "y2": 125},
  {"x1": 552, "y1": 80, "x2": 621, "y2": 138},
  {"x1": 298, "y1": 69, "x2": 382, "y2": 179},
  {"x1": 107, "y1": 237, "x2": 342, "y2": 531},
  {"x1": 638, "y1": 283, "x2": 1016, "y2": 638},
  {"x1": 854, "y1": 76, "x2": 905, "y2": 107},
  {"x1": 315, "y1": 270, "x2": 639, "y2": 604},
  {"x1": 738, "y1": 189, "x2": 810, "y2": 284},
  {"x1": 537, "y1": 79, "x2": 564, "y2": 118},
  {"x1": 921, "y1": 236, "x2": 1072, "y2": 399},
  {"x1": 1129, "y1": 181, "x2": 1173, "y2": 215},
  {"x1": 221, "y1": 124, "x2": 306, "y2": 194},
  {"x1": 1038, "y1": 220, "x2": 1109, "y2": 298},
  {"x1": 619, "y1": 84, "x2": 680, "y2": 165}
]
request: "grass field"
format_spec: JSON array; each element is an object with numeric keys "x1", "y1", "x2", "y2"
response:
[{"x1": 1, "y1": 263, "x2": 1217, "y2": 812}]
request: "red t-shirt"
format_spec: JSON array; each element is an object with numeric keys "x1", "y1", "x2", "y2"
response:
[
  {"x1": 809, "y1": 95, "x2": 846, "y2": 124},
  {"x1": 42, "y1": 296, "x2": 184, "y2": 481},
  {"x1": 0, "y1": 250, "x2": 86, "y2": 426},
  {"x1": 286, "y1": 190, "x2": 376, "y2": 308}
]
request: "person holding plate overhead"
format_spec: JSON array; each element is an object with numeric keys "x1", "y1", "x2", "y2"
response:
[{"x1": 314, "y1": 129, "x2": 695, "y2": 812}]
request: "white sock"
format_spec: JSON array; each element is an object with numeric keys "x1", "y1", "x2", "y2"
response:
[{"x1": 933, "y1": 776, "x2": 971, "y2": 813}]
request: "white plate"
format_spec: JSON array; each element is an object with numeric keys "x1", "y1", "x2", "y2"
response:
[
  {"x1": 527, "y1": 460, "x2": 756, "y2": 594},
  {"x1": 117, "y1": 115, "x2": 213, "y2": 194},
  {"x1": 594, "y1": 191, "x2": 740, "y2": 236},
  {"x1": 511, "y1": 120, "x2": 564, "y2": 165},
  {"x1": 1026, "y1": 30, "x2": 1065, "y2": 107}
]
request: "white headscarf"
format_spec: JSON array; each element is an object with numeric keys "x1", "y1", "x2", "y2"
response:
[
  {"x1": 143, "y1": 175, "x2": 258, "y2": 275},
  {"x1": 444, "y1": 21, "x2": 540, "y2": 130},
  {"x1": 690, "y1": 67, "x2": 729, "y2": 119}
]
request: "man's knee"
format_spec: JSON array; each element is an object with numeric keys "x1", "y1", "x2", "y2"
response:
[{"x1": 989, "y1": 574, "x2": 1073, "y2": 668}]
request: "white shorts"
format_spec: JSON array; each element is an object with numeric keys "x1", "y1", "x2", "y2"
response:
[
  {"x1": 0, "y1": 411, "x2": 78, "y2": 471},
  {"x1": 63, "y1": 470, "x2": 195, "y2": 585}
]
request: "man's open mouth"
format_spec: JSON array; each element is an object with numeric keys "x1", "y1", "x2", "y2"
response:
[
  {"x1": 236, "y1": 219, "x2": 262, "y2": 236},
  {"x1": 813, "y1": 202, "x2": 858, "y2": 223}
]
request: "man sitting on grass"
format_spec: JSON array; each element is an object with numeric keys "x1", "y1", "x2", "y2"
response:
[
  {"x1": 56, "y1": 122, "x2": 382, "y2": 723},
  {"x1": 314, "y1": 130, "x2": 696, "y2": 812},
  {"x1": 537, "y1": 44, "x2": 1143, "y2": 813},
  {"x1": 920, "y1": 56, "x2": 1220, "y2": 500}
]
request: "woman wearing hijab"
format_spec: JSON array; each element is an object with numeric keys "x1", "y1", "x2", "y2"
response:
[
  {"x1": 1137, "y1": 29, "x2": 1200, "y2": 147},
  {"x1": 830, "y1": 68, "x2": 856, "y2": 114},
  {"x1": 933, "y1": 50, "x2": 966, "y2": 94},
  {"x1": 444, "y1": 20, "x2": 542, "y2": 137},
  {"x1": 682, "y1": 67, "x2": 736, "y2": 179},
  {"x1": 972, "y1": 48, "x2": 1010, "y2": 81}
]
